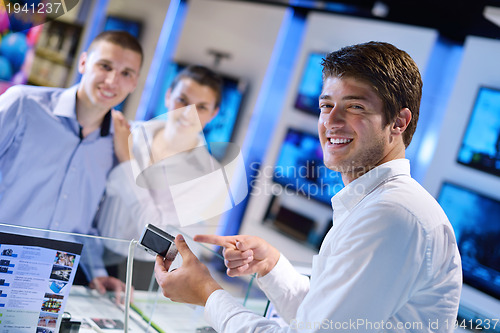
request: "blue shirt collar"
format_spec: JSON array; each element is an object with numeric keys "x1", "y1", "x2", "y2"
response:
[
  {"x1": 53, "y1": 85, "x2": 114, "y2": 137},
  {"x1": 53, "y1": 85, "x2": 78, "y2": 119}
]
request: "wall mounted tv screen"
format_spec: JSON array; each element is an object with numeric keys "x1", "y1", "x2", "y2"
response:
[
  {"x1": 457, "y1": 86, "x2": 500, "y2": 177},
  {"x1": 148, "y1": 62, "x2": 247, "y2": 147},
  {"x1": 437, "y1": 182, "x2": 500, "y2": 300},
  {"x1": 273, "y1": 128, "x2": 344, "y2": 205},
  {"x1": 294, "y1": 52, "x2": 326, "y2": 115}
]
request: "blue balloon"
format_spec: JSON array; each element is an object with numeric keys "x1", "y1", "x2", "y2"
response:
[
  {"x1": 0, "y1": 33, "x2": 28, "y2": 72},
  {"x1": 0, "y1": 56, "x2": 13, "y2": 81}
]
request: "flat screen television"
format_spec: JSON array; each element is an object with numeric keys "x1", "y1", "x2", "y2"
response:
[
  {"x1": 273, "y1": 128, "x2": 344, "y2": 206},
  {"x1": 148, "y1": 62, "x2": 247, "y2": 148},
  {"x1": 263, "y1": 194, "x2": 332, "y2": 250},
  {"x1": 294, "y1": 52, "x2": 326, "y2": 115},
  {"x1": 457, "y1": 86, "x2": 500, "y2": 177},
  {"x1": 437, "y1": 182, "x2": 500, "y2": 300}
]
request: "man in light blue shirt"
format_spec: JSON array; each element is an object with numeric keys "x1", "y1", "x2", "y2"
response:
[{"x1": 0, "y1": 30, "x2": 143, "y2": 293}]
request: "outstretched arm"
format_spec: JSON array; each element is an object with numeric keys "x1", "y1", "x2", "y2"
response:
[
  {"x1": 154, "y1": 235, "x2": 294, "y2": 333},
  {"x1": 154, "y1": 234, "x2": 316, "y2": 332},
  {"x1": 193, "y1": 234, "x2": 280, "y2": 278},
  {"x1": 195, "y1": 234, "x2": 310, "y2": 323}
]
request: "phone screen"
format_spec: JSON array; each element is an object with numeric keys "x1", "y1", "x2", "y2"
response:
[{"x1": 141, "y1": 229, "x2": 173, "y2": 257}]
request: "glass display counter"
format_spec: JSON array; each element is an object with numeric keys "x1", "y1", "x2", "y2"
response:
[{"x1": 0, "y1": 223, "x2": 268, "y2": 333}]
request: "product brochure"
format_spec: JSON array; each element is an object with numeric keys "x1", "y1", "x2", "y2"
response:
[{"x1": 0, "y1": 232, "x2": 82, "y2": 333}]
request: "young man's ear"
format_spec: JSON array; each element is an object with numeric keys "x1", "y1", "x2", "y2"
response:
[
  {"x1": 209, "y1": 107, "x2": 220, "y2": 122},
  {"x1": 130, "y1": 75, "x2": 139, "y2": 93},
  {"x1": 391, "y1": 108, "x2": 411, "y2": 135},
  {"x1": 78, "y1": 52, "x2": 88, "y2": 75}
]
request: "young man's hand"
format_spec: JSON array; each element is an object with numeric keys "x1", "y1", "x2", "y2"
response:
[
  {"x1": 89, "y1": 276, "x2": 128, "y2": 304},
  {"x1": 154, "y1": 235, "x2": 222, "y2": 306},
  {"x1": 111, "y1": 110, "x2": 131, "y2": 163},
  {"x1": 194, "y1": 234, "x2": 280, "y2": 278}
]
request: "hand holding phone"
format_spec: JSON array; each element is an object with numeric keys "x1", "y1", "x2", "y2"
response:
[{"x1": 138, "y1": 224, "x2": 178, "y2": 261}]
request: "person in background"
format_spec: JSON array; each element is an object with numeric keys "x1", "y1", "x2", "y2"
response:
[
  {"x1": 0, "y1": 30, "x2": 143, "y2": 296},
  {"x1": 154, "y1": 41, "x2": 462, "y2": 332},
  {"x1": 96, "y1": 65, "x2": 222, "y2": 254}
]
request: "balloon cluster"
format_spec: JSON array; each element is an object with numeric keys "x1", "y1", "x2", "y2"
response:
[{"x1": 0, "y1": 2, "x2": 42, "y2": 93}]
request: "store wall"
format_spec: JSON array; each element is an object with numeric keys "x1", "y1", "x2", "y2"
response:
[
  {"x1": 240, "y1": 11, "x2": 438, "y2": 265},
  {"x1": 423, "y1": 35, "x2": 500, "y2": 318},
  {"x1": 424, "y1": 36, "x2": 500, "y2": 200}
]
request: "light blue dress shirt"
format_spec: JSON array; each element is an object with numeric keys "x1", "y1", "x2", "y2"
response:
[{"x1": 0, "y1": 84, "x2": 115, "y2": 236}]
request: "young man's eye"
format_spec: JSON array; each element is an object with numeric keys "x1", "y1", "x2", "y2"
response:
[
  {"x1": 349, "y1": 105, "x2": 364, "y2": 111},
  {"x1": 319, "y1": 104, "x2": 333, "y2": 112},
  {"x1": 100, "y1": 64, "x2": 112, "y2": 71}
]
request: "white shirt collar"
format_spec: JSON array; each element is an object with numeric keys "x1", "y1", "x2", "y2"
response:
[{"x1": 331, "y1": 159, "x2": 411, "y2": 222}]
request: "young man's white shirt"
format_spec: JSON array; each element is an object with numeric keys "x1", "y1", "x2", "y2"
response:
[{"x1": 204, "y1": 159, "x2": 462, "y2": 332}]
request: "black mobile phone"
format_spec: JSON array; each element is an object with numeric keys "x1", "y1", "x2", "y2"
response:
[{"x1": 138, "y1": 224, "x2": 178, "y2": 261}]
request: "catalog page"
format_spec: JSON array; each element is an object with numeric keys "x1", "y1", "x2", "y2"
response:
[{"x1": 0, "y1": 232, "x2": 82, "y2": 333}]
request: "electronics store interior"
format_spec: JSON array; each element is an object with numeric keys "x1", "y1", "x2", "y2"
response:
[{"x1": 0, "y1": 0, "x2": 499, "y2": 332}]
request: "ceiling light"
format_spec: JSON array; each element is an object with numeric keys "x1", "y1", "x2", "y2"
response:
[{"x1": 372, "y1": 1, "x2": 389, "y2": 18}]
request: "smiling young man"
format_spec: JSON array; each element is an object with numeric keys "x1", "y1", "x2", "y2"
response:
[
  {"x1": 0, "y1": 31, "x2": 143, "y2": 294},
  {"x1": 153, "y1": 42, "x2": 463, "y2": 332},
  {"x1": 76, "y1": 33, "x2": 142, "y2": 137}
]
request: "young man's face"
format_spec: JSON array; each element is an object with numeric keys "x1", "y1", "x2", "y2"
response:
[
  {"x1": 318, "y1": 76, "x2": 404, "y2": 184},
  {"x1": 77, "y1": 40, "x2": 141, "y2": 112},
  {"x1": 165, "y1": 77, "x2": 219, "y2": 132}
]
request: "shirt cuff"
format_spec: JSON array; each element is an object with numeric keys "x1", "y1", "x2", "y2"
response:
[
  {"x1": 204, "y1": 289, "x2": 247, "y2": 332},
  {"x1": 89, "y1": 267, "x2": 108, "y2": 280},
  {"x1": 79, "y1": 262, "x2": 108, "y2": 282},
  {"x1": 257, "y1": 254, "x2": 294, "y2": 288}
]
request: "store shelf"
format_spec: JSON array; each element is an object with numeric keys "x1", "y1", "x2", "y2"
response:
[{"x1": 28, "y1": 20, "x2": 82, "y2": 88}]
